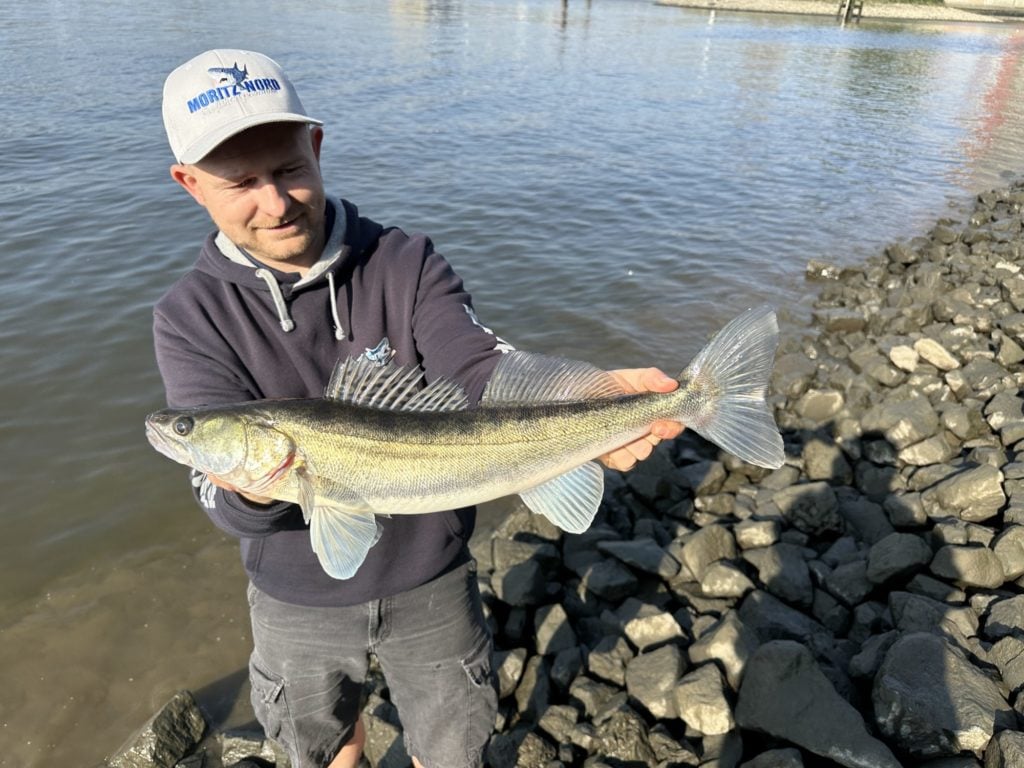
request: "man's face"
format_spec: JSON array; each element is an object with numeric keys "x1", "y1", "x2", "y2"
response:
[{"x1": 171, "y1": 122, "x2": 327, "y2": 270}]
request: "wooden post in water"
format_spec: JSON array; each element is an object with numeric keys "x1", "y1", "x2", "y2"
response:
[{"x1": 836, "y1": 0, "x2": 863, "y2": 23}]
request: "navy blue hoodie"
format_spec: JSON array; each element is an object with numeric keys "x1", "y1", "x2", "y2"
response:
[{"x1": 153, "y1": 198, "x2": 506, "y2": 606}]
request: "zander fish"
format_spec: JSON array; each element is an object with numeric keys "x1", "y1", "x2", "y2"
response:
[{"x1": 146, "y1": 305, "x2": 785, "y2": 579}]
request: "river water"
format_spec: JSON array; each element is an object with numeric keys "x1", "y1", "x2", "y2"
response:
[{"x1": 2, "y1": 0, "x2": 1023, "y2": 763}]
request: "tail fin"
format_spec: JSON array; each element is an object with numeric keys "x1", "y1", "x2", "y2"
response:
[{"x1": 681, "y1": 305, "x2": 785, "y2": 469}]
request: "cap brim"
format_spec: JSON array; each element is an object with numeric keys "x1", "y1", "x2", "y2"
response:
[{"x1": 178, "y1": 112, "x2": 324, "y2": 164}]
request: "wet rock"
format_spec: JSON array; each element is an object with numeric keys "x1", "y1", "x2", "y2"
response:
[
  {"x1": 873, "y1": 632, "x2": 1016, "y2": 757},
  {"x1": 866, "y1": 532, "x2": 933, "y2": 584},
  {"x1": 930, "y1": 544, "x2": 1006, "y2": 589},
  {"x1": 673, "y1": 663, "x2": 734, "y2": 736},
  {"x1": 736, "y1": 641, "x2": 900, "y2": 768},
  {"x1": 108, "y1": 690, "x2": 206, "y2": 768}
]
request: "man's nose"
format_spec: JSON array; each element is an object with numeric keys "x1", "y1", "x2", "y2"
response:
[{"x1": 256, "y1": 179, "x2": 290, "y2": 218}]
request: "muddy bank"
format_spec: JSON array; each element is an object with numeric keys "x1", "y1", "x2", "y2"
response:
[
  {"x1": 112, "y1": 184, "x2": 1024, "y2": 767},
  {"x1": 657, "y1": 0, "x2": 1008, "y2": 23}
]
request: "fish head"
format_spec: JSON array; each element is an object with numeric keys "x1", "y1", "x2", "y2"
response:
[{"x1": 146, "y1": 406, "x2": 249, "y2": 478}]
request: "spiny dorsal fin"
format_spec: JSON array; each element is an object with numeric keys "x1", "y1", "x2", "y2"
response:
[
  {"x1": 325, "y1": 356, "x2": 469, "y2": 412},
  {"x1": 482, "y1": 351, "x2": 626, "y2": 406}
]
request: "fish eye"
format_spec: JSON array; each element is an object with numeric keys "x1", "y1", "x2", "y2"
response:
[{"x1": 173, "y1": 416, "x2": 194, "y2": 437}]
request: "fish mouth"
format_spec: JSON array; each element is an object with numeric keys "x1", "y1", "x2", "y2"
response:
[{"x1": 145, "y1": 417, "x2": 187, "y2": 464}]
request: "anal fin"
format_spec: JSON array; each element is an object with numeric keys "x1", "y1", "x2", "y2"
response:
[{"x1": 519, "y1": 461, "x2": 605, "y2": 534}]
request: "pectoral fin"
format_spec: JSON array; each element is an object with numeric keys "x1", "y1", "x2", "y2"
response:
[
  {"x1": 296, "y1": 466, "x2": 381, "y2": 579},
  {"x1": 519, "y1": 461, "x2": 605, "y2": 534},
  {"x1": 310, "y1": 502, "x2": 382, "y2": 580}
]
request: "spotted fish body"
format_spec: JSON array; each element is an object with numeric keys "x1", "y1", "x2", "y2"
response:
[{"x1": 146, "y1": 305, "x2": 785, "y2": 579}]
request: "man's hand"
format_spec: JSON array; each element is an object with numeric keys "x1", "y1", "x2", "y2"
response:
[
  {"x1": 599, "y1": 368, "x2": 685, "y2": 471},
  {"x1": 205, "y1": 473, "x2": 275, "y2": 506}
]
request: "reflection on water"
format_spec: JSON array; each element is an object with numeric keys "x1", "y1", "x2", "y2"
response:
[{"x1": 1, "y1": 0, "x2": 1023, "y2": 764}]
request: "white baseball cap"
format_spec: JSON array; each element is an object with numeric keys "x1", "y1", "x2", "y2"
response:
[{"x1": 162, "y1": 49, "x2": 323, "y2": 164}]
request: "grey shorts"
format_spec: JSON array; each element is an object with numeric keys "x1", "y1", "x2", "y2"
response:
[{"x1": 246, "y1": 561, "x2": 497, "y2": 768}]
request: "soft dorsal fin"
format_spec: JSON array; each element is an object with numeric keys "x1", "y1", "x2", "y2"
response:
[
  {"x1": 482, "y1": 351, "x2": 626, "y2": 406},
  {"x1": 325, "y1": 356, "x2": 469, "y2": 412}
]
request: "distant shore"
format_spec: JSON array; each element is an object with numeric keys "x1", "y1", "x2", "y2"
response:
[{"x1": 657, "y1": 0, "x2": 1010, "y2": 23}]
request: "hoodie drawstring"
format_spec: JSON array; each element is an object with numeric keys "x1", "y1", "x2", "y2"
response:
[
  {"x1": 327, "y1": 272, "x2": 345, "y2": 340},
  {"x1": 254, "y1": 269, "x2": 296, "y2": 333}
]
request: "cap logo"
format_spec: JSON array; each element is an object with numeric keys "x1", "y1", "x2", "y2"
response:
[
  {"x1": 208, "y1": 63, "x2": 249, "y2": 87},
  {"x1": 184, "y1": 60, "x2": 283, "y2": 114}
]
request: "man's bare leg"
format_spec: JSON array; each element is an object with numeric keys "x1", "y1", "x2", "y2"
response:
[{"x1": 327, "y1": 717, "x2": 366, "y2": 768}]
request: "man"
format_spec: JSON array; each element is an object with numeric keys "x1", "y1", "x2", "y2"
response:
[{"x1": 156, "y1": 49, "x2": 682, "y2": 768}]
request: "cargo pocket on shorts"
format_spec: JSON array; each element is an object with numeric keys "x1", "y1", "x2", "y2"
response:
[
  {"x1": 460, "y1": 636, "x2": 498, "y2": 761},
  {"x1": 249, "y1": 657, "x2": 291, "y2": 742}
]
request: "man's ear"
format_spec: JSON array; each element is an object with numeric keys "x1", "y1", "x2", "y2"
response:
[
  {"x1": 310, "y1": 126, "x2": 324, "y2": 163},
  {"x1": 170, "y1": 164, "x2": 207, "y2": 207}
]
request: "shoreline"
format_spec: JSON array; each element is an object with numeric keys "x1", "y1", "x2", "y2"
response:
[{"x1": 657, "y1": 0, "x2": 1015, "y2": 23}]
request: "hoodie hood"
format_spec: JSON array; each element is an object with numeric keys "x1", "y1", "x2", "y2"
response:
[{"x1": 193, "y1": 197, "x2": 383, "y2": 338}]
